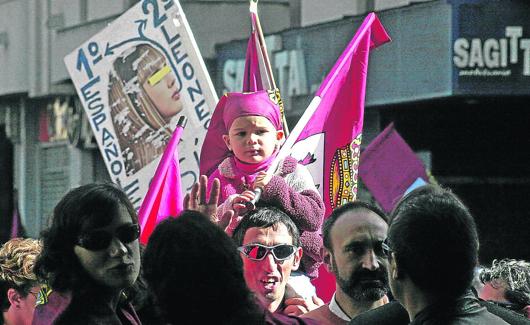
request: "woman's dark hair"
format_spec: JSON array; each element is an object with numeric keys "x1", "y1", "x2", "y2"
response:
[
  {"x1": 34, "y1": 183, "x2": 137, "y2": 293},
  {"x1": 143, "y1": 211, "x2": 264, "y2": 324}
]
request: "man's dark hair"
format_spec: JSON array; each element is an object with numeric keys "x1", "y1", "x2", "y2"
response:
[
  {"x1": 34, "y1": 183, "x2": 137, "y2": 293},
  {"x1": 143, "y1": 211, "x2": 263, "y2": 324},
  {"x1": 323, "y1": 201, "x2": 387, "y2": 251},
  {"x1": 232, "y1": 206, "x2": 300, "y2": 247},
  {"x1": 388, "y1": 185, "x2": 479, "y2": 299}
]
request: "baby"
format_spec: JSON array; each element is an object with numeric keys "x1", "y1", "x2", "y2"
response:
[{"x1": 200, "y1": 90, "x2": 325, "y2": 297}]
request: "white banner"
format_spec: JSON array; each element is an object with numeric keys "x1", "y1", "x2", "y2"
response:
[{"x1": 64, "y1": 0, "x2": 217, "y2": 208}]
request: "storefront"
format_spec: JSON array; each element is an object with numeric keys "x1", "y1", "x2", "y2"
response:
[
  {"x1": 34, "y1": 97, "x2": 105, "y2": 231},
  {"x1": 1, "y1": 95, "x2": 106, "y2": 238},
  {"x1": 214, "y1": 0, "x2": 530, "y2": 263}
]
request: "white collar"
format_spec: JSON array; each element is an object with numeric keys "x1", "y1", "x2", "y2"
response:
[{"x1": 328, "y1": 293, "x2": 351, "y2": 321}]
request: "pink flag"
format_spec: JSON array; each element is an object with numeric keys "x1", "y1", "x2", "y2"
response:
[
  {"x1": 360, "y1": 123, "x2": 431, "y2": 213},
  {"x1": 272, "y1": 13, "x2": 390, "y2": 301},
  {"x1": 10, "y1": 206, "x2": 23, "y2": 239},
  {"x1": 276, "y1": 13, "x2": 390, "y2": 214},
  {"x1": 10, "y1": 208, "x2": 20, "y2": 238},
  {"x1": 242, "y1": 9, "x2": 273, "y2": 92},
  {"x1": 138, "y1": 117, "x2": 186, "y2": 244},
  {"x1": 10, "y1": 190, "x2": 25, "y2": 239}
]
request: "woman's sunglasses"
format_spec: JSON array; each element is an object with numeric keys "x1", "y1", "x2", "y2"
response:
[
  {"x1": 77, "y1": 224, "x2": 140, "y2": 251},
  {"x1": 238, "y1": 243, "x2": 297, "y2": 261}
]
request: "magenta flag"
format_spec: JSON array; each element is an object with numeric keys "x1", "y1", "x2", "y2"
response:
[
  {"x1": 9, "y1": 191, "x2": 25, "y2": 239},
  {"x1": 138, "y1": 117, "x2": 186, "y2": 244},
  {"x1": 10, "y1": 206, "x2": 22, "y2": 239},
  {"x1": 276, "y1": 13, "x2": 390, "y2": 215},
  {"x1": 242, "y1": 10, "x2": 273, "y2": 91},
  {"x1": 360, "y1": 123, "x2": 430, "y2": 213},
  {"x1": 270, "y1": 13, "x2": 390, "y2": 301}
]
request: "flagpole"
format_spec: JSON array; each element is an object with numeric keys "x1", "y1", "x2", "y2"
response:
[
  {"x1": 250, "y1": 0, "x2": 275, "y2": 89},
  {"x1": 250, "y1": 0, "x2": 290, "y2": 136}
]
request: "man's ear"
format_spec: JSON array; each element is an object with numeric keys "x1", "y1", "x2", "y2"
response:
[
  {"x1": 322, "y1": 247, "x2": 333, "y2": 273},
  {"x1": 291, "y1": 247, "x2": 303, "y2": 271},
  {"x1": 390, "y1": 252, "x2": 402, "y2": 280},
  {"x1": 222, "y1": 134, "x2": 231, "y2": 150},
  {"x1": 7, "y1": 288, "x2": 22, "y2": 308}
]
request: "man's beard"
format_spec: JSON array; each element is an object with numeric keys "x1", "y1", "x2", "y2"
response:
[{"x1": 333, "y1": 259, "x2": 389, "y2": 302}]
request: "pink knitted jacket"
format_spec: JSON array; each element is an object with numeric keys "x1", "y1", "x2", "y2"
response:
[{"x1": 208, "y1": 156, "x2": 325, "y2": 278}]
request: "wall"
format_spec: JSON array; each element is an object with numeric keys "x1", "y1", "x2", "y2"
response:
[{"x1": 0, "y1": 0, "x2": 29, "y2": 95}]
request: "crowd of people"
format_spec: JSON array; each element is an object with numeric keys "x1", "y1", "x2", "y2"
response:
[{"x1": 1, "y1": 89, "x2": 530, "y2": 324}]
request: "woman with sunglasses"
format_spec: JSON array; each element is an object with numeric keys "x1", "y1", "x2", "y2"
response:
[
  {"x1": 33, "y1": 183, "x2": 141, "y2": 325},
  {"x1": 0, "y1": 238, "x2": 42, "y2": 325}
]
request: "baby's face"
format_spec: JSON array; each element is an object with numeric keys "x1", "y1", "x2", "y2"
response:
[{"x1": 223, "y1": 115, "x2": 283, "y2": 164}]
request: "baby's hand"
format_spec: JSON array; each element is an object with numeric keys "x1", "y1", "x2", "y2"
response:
[
  {"x1": 232, "y1": 190, "x2": 256, "y2": 215},
  {"x1": 224, "y1": 212, "x2": 243, "y2": 236},
  {"x1": 253, "y1": 171, "x2": 273, "y2": 190},
  {"x1": 283, "y1": 295, "x2": 324, "y2": 316}
]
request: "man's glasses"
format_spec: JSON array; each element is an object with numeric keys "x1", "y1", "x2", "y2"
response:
[
  {"x1": 238, "y1": 244, "x2": 297, "y2": 261},
  {"x1": 381, "y1": 238, "x2": 393, "y2": 258},
  {"x1": 77, "y1": 223, "x2": 140, "y2": 251}
]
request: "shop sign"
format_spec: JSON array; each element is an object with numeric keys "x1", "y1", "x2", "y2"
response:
[
  {"x1": 453, "y1": 26, "x2": 530, "y2": 77},
  {"x1": 222, "y1": 48, "x2": 309, "y2": 98},
  {"x1": 452, "y1": 0, "x2": 530, "y2": 95}
]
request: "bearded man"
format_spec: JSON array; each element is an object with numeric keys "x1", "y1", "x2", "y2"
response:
[{"x1": 302, "y1": 202, "x2": 389, "y2": 324}]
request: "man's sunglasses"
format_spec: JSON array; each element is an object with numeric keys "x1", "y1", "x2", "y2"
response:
[
  {"x1": 77, "y1": 224, "x2": 140, "y2": 251},
  {"x1": 238, "y1": 244, "x2": 297, "y2": 261}
]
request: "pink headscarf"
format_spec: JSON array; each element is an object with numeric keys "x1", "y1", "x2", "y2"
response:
[{"x1": 200, "y1": 90, "x2": 282, "y2": 177}]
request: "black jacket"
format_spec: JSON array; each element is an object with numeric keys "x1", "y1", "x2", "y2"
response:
[{"x1": 350, "y1": 290, "x2": 529, "y2": 325}]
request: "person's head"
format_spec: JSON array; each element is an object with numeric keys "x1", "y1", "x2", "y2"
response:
[
  {"x1": 479, "y1": 259, "x2": 530, "y2": 313},
  {"x1": 35, "y1": 183, "x2": 141, "y2": 295},
  {"x1": 386, "y1": 185, "x2": 479, "y2": 302},
  {"x1": 232, "y1": 207, "x2": 302, "y2": 312},
  {"x1": 143, "y1": 211, "x2": 261, "y2": 324},
  {"x1": 322, "y1": 201, "x2": 389, "y2": 302},
  {"x1": 221, "y1": 91, "x2": 284, "y2": 164},
  {"x1": 0, "y1": 238, "x2": 42, "y2": 325},
  {"x1": 111, "y1": 44, "x2": 183, "y2": 129}
]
